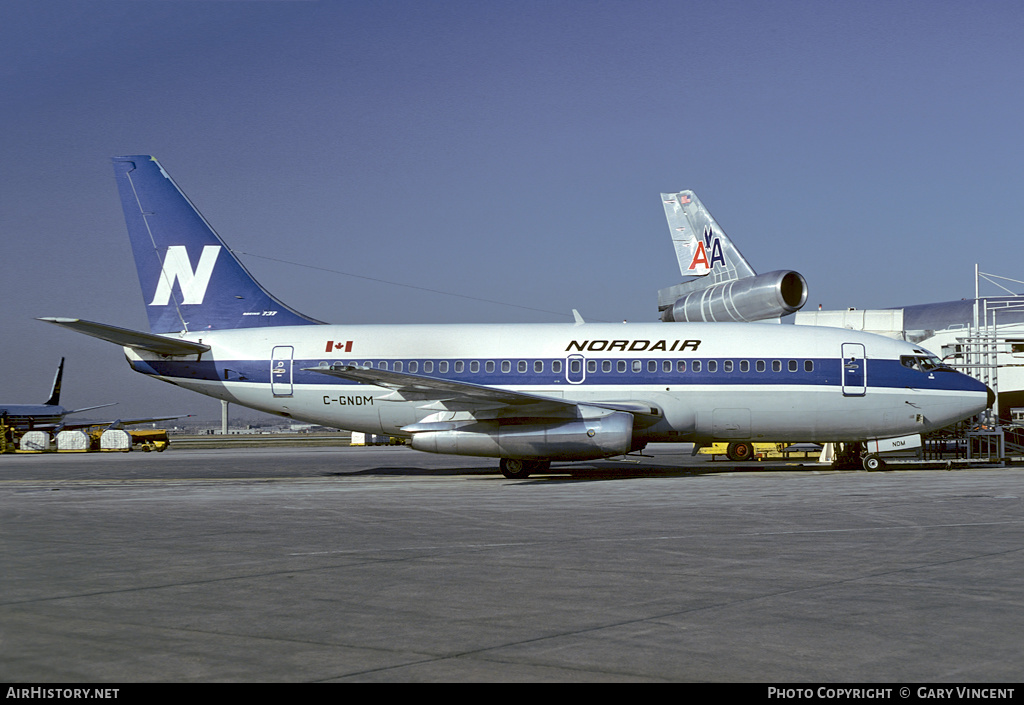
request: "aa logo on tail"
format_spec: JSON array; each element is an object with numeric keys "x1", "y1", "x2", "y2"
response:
[
  {"x1": 687, "y1": 226, "x2": 725, "y2": 273},
  {"x1": 150, "y1": 245, "x2": 221, "y2": 306}
]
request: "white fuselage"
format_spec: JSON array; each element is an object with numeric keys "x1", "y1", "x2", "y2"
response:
[{"x1": 125, "y1": 321, "x2": 990, "y2": 446}]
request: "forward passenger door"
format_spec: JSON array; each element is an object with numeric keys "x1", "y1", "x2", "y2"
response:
[{"x1": 841, "y1": 343, "x2": 866, "y2": 397}]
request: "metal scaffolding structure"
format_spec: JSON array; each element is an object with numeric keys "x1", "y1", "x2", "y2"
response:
[{"x1": 942, "y1": 266, "x2": 1024, "y2": 461}]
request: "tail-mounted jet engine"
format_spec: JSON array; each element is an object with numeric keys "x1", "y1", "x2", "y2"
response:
[{"x1": 659, "y1": 269, "x2": 808, "y2": 323}]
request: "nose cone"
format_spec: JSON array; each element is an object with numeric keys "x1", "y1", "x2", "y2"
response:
[{"x1": 931, "y1": 372, "x2": 993, "y2": 430}]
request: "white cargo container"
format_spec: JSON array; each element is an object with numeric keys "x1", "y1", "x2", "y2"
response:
[
  {"x1": 19, "y1": 431, "x2": 51, "y2": 452},
  {"x1": 100, "y1": 429, "x2": 132, "y2": 451},
  {"x1": 56, "y1": 430, "x2": 91, "y2": 451}
]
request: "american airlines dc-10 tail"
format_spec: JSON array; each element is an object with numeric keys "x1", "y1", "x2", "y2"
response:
[
  {"x1": 658, "y1": 190, "x2": 809, "y2": 323},
  {"x1": 40, "y1": 156, "x2": 992, "y2": 477}
]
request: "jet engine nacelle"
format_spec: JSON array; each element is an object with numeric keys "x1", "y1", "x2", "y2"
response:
[
  {"x1": 660, "y1": 270, "x2": 808, "y2": 323},
  {"x1": 410, "y1": 411, "x2": 634, "y2": 460}
]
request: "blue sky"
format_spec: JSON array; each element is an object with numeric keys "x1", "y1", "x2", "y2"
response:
[{"x1": 2, "y1": 0, "x2": 1023, "y2": 419}]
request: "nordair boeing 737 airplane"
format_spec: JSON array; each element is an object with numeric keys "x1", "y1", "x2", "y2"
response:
[{"x1": 40, "y1": 156, "x2": 992, "y2": 477}]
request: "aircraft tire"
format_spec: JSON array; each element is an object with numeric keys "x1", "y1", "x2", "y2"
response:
[
  {"x1": 500, "y1": 458, "x2": 532, "y2": 479},
  {"x1": 726, "y1": 442, "x2": 754, "y2": 461},
  {"x1": 862, "y1": 454, "x2": 885, "y2": 471},
  {"x1": 499, "y1": 459, "x2": 550, "y2": 479}
]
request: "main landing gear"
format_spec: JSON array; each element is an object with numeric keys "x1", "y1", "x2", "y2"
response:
[
  {"x1": 726, "y1": 441, "x2": 754, "y2": 461},
  {"x1": 499, "y1": 458, "x2": 551, "y2": 479}
]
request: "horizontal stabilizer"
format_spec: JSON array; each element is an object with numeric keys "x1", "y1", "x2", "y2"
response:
[{"x1": 37, "y1": 318, "x2": 210, "y2": 356}]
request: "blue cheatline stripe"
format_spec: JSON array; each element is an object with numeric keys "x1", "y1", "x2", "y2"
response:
[{"x1": 128, "y1": 357, "x2": 984, "y2": 393}]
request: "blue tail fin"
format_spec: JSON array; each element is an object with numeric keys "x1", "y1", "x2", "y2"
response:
[
  {"x1": 44, "y1": 357, "x2": 64, "y2": 406},
  {"x1": 112, "y1": 156, "x2": 322, "y2": 333}
]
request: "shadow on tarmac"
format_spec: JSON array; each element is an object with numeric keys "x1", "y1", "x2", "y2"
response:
[
  {"x1": 333, "y1": 462, "x2": 769, "y2": 482},
  {"x1": 520, "y1": 463, "x2": 771, "y2": 483}
]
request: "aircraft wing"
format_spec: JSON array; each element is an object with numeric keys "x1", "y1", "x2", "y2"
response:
[
  {"x1": 64, "y1": 403, "x2": 119, "y2": 415},
  {"x1": 61, "y1": 414, "x2": 192, "y2": 431},
  {"x1": 20, "y1": 414, "x2": 192, "y2": 433},
  {"x1": 37, "y1": 318, "x2": 210, "y2": 356},
  {"x1": 303, "y1": 364, "x2": 661, "y2": 418}
]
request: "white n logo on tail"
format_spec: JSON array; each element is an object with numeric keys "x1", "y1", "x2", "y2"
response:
[{"x1": 150, "y1": 245, "x2": 221, "y2": 306}]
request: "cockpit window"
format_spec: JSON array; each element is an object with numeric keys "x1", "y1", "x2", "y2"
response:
[{"x1": 901, "y1": 355, "x2": 942, "y2": 371}]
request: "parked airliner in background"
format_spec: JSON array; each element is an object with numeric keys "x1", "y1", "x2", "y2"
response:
[
  {"x1": 39, "y1": 157, "x2": 991, "y2": 477},
  {"x1": 0, "y1": 358, "x2": 110, "y2": 431},
  {"x1": 657, "y1": 190, "x2": 1023, "y2": 422},
  {"x1": 0, "y1": 357, "x2": 182, "y2": 432},
  {"x1": 657, "y1": 190, "x2": 809, "y2": 323}
]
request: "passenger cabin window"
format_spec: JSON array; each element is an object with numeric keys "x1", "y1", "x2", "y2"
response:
[
  {"x1": 455, "y1": 361, "x2": 465, "y2": 373},
  {"x1": 570, "y1": 359, "x2": 582, "y2": 374},
  {"x1": 617, "y1": 360, "x2": 627, "y2": 373},
  {"x1": 740, "y1": 360, "x2": 749, "y2": 373},
  {"x1": 724, "y1": 360, "x2": 733, "y2": 373},
  {"x1": 409, "y1": 361, "x2": 418, "y2": 373},
  {"x1": 603, "y1": 360, "x2": 612, "y2": 373},
  {"x1": 692, "y1": 360, "x2": 702, "y2": 373},
  {"x1": 677, "y1": 360, "x2": 686, "y2": 373},
  {"x1": 470, "y1": 361, "x2": 479, "y2": 373},
  {"x1": 423, "y1": 360, "x2": 433, "y2": 373},
  {"x1": 756, "y1": 360, "x2": 765, "y2": 372},
  {"x1": 394, "y1": 361, "x2": 403, "y2": 372},
  {"x1": 485, "y1": 361, "x2": 495, "y2": 373},
  {"x1": 648, "y1": 360, "x2": 657, "y2": 373},
  {"x1": 552, "y1": 360, "x2": 562, "y2": 373},
  {"x1": 439, "y1": 361, "x2": 449, "y2": 373},
  {"x1": 632, "y1": 360, "x2": 642, "y2": 373},
  {"x1": 707, "y1": 360, "x2": 717, "y2": 373},
  {"x1": 534, "y1": 360, "x2": 543, "y2": 373},
  {"x1": 501, "y1": 360, "x2": 511, "y2": 373},
  {"x1": 587, "y1": 360, "x2": 597, "y2": 373},
  {"x1": 772, "y1": 360, "x2": 781, "y2": 372},
  {"x1": 663, "y1": 360, "x2": 672, "y2": 373},
  {"x1": 804, "y1": 360, "x2": 814, "y2": 372},
  {"x1": 788, "y1": 360, "x2": 798, "y2": 372}
]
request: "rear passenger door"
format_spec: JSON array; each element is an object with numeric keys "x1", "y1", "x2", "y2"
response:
[{"x1": 271, "y1": 345, "x2": 294, "y2": 397}]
